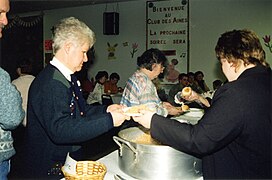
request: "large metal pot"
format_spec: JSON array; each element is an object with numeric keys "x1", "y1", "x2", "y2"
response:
[{"x1": 113, "y1": 127, "x2": 202, "y2": 179}]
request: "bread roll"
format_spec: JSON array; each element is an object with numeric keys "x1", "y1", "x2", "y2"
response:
[
  {"x1": 182, "y1": 87, "x2": 192, "y2": 96},
  {"x1": 181, "y1": 104, "x2": 189, "y2": 111},
  {"x1": 176, "y1": 104, "x2": 189, "y2": 111},
  {"x1": 125, "y1": 105, "x2": 148, "y2": 114}
]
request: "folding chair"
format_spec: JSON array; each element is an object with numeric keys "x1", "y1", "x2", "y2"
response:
[{"x1": 101, "y1": 94, "x2": 113, "y2": 106}]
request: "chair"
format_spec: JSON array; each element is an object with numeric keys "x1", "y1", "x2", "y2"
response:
[{"x1": 101, "y1": 94, "x2": 113, "y2": 106}]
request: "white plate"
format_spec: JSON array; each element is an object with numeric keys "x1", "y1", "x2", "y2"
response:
[
  {"x1": 123, "y1": 112, "x2": 142, "y2": 116},
  {"x1": 184, "y1": 108, "x2": 204, "y2": 117},
  {"x1": 173, "y1": 115, "x2": 202, "y2": 125},
  {"x1": 123, "y1": 107, "x2": 142, "y2": 116},
  {"x1": 189, "y1": 108, "x2": 203, "y2": 112}
]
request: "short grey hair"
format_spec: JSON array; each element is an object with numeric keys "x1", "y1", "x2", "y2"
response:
[{"x1": 52, "y1": 17, "x2": 96, "y2": 54}]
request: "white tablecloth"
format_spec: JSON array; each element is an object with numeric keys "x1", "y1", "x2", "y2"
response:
[
  {"x1": 98, "y1": 150, "x2": 137, "y2": 180},
  {"x1": 110, "y1": 93, "x2": 122, "y2": 104},
  {"x1": 172, "y1": 109, "x2": 203, "y2": 125}
]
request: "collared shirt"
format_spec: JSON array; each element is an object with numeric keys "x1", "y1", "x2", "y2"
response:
[
  {"x1": 120, "y1": 70, "x2": 168, "y2": 117},
  {"x1": 50, "y1": 57, "x2": 85, "y2": 116},
  {"x1": 50, "y1": 57, "x2": 73, "y2": 82},
  {"x1": 87, "y1": 83, "x2": 104, "y2": 104}
]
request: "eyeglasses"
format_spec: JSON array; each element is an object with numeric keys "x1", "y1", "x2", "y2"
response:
[
  {"x1": 156, "y1": 64, "x2": 165, "y2": 72},
  {"x1": 161, "y1": 66, "x2": 165, "y2": 70}
]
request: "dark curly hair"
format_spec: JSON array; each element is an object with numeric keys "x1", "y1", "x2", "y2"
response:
[
  {"x1": 109, "y1": 72, "x2": 120, "y2": 80},
  {"x1": 215, "y1": 29, "x2": 270, "y2": 68},
  {"x1": 95, "y1": 71, "x2": 108, "y2": 83},
  {"x1": 137, "y1": 48, "x2": 168, "y2": 71}
]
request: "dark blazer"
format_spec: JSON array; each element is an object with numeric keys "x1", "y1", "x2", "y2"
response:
[
  {"x1": 151, "y1": 65, "x2": 271, "y2": 179},
  {"x1": 20, "y1": 64, "x2": 114, "y2": 178}
]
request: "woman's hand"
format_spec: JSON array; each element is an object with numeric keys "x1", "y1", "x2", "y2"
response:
[
  {"x1": 183, "y1": 91, "x2": 210, "y2": 107},
  {"x1": 132, "y1": 110, "x2": 155, "y2": 129},
  {"x1": 182, "y1": 90, "x2": 199, "y2": 101},
  {"x1": 162, "y1": 102, "x2": 183, "y2": 116},
  {"x1": 107, "y1": 104, "x2": 130, "y2": 127},
  {"x1": 107, "y1": 104, "x2": 123, "y2": 113}
]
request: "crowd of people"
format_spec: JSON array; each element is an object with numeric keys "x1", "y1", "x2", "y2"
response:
[{"x1": 0, "y1": 0, "x2": 270, "y2": 179}]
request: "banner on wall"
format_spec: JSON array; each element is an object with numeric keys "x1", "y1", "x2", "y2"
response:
[{"x1": 146, "y1": 0, "x2": 189, "y2": 80}]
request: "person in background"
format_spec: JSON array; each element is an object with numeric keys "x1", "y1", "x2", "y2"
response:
[
  {"x1": 194, "y1": 71, "x2": 210, "y2": 92},
  {"x1": 212, "y1": 79, "x2": 223, "y2": 90},
  {"x1": 0, "y1": 0, "x2": 25, "y2": 179},
  {"x1": 17, "y1": 17, "x2": 129, "y2": 178},
  {"x1": 191, "y1": 79, "x2": 223, "y2": 102},
  {"x1": 187, "y1": 71, "x2": 204, "y2": 94},
  {"x1": 78, "y1": 67, "x2": 95, "y2": 99},
  {"x1": 203, "y1": 79, "x2": 223, "y2": 100},
  {"x1": 12, "y1": 59, "x2": 35, "y2": 127},
  {"x1": 121, "y1": 48, "x2": 182, "y2": 117},
  {"x1": 175, "y1": 87, "x2": 211, "y2": 108},
  {"x1": 133, "y1": 29, "x2": 271, "y2": 179},
  {"x1": 87, "y1": 70, "x2": 108, "y2": 105},
  {"x1": 167, "y1": 73, "x2": 189, "y2": 106},
  {"x1": 104, "y1": 72, "x2": 120, "y2": 94},
  {"x1": 152, "y1": 78, "x2": 168, "y2": 101}
]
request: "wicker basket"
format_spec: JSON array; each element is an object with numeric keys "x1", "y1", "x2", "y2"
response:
[{"x1": 62, "y1": 160, "x2": 107, "y2": 180}]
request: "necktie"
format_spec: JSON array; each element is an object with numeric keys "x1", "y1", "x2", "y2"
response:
[{"x1": 70, "y1": 74, "x2": 86, "y2": 116}]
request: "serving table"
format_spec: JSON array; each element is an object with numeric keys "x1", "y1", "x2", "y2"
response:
[
  {"x1": 98, "y1": 111, "x2": 204, "y2": 180},
  {"x1": 110, "y1": 93, "x2": 122, "y2": 104},
  {"x1": 98, "y1": 150, "x2": 137, "y2": 180},
  {"x1": 96, "y1": 109, "x2": 204, "y2": 179}
]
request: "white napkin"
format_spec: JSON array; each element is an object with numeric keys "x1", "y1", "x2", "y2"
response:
[{"x1": 62, "y1": 153, "x2": 77, "y2": 175}]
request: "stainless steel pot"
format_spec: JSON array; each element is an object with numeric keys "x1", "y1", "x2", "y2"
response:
[{"x1": 113, "y1": 127, "x2": 202, "y2": 179}]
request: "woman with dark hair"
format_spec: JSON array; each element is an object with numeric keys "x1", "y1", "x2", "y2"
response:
[
  {"x1": 104, "y1": 72, "x2": 120, "y2": 94},
  {"x1": 87, "y1": 71, "x2": 108, "y2": 105},
  {"x1": 133, "y1": 29, "x2": 271, "y2": 179},
  {"x1": 194, "y1": 71, "x2": 210, "y2": 92},
  {"x1": 121, "y1": 48, "x2": 182, "y2": 117}
]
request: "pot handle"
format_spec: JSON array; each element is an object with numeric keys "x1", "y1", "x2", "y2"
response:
[{"x1": 113, "y1": 136, "x2": 137, "y2": 155}]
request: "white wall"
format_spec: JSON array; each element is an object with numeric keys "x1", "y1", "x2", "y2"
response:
[
  {"x1": 43, "y1": 0, "x2": 272, "y2": 88},
  {"x1": 189, "y1": 0, "x2": 272, "y2": 87}
]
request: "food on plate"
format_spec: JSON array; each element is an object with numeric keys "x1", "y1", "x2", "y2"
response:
[
  {"x1": 181, "y1": 87, "x2": 192, "y2": 96},
  {"x1": 124, "y1": 104, "x2": 149, "y2": 114},
  {"x1": 176, "y1": 104, "x2": 189, "y2": 111},
  {"x1": 181, "y1": 104, "x2": 189, "y2": 111}
]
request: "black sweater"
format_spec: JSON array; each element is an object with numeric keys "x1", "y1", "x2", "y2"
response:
[
  {"x1": 19, "y1": 64, "x2": 114, "y2": 178},
  {"x1": 151, "y1": 65, "x2": 271, "y2": 179}
]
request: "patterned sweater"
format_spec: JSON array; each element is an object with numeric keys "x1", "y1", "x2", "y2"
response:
[
  {"x1": 0, "y1": 67, "x2": 24, "y2": 162},
  {"x1": 121, "y1": 70, "x2": 168, "y2": 116}
]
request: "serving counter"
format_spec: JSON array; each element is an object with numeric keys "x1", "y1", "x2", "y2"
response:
[
  {"x1": 98, "y1": 150, "x2": 137, "y2": 180},
  {"x1": 98, "y1": 109, "x2": 204, "y2": 179}
]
